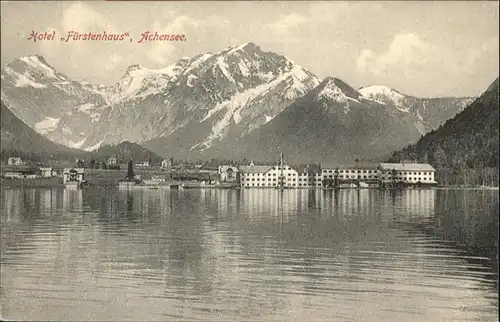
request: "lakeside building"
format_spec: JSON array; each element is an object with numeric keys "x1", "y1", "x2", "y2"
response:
[
  {"x1": 107, "y1": 157, "x2": 117, "y2": 166},
  {"x1": 40, "y1": 167, "x2": 58, "y2": 178},
  {"x1": 161, "y1": 158, "x2": 173, "y2": 169},
  {"x1": 7, "y1": 157, "x2": 24, "y2": 166},
  {"x1": 295, "y1": 164, "x2": 322, "y2": 187},
  {"x1": 135, "y1": 161, "x2": 150, "y2": 168},
  {"x1": 3, "y1": 171, "x2": 37, "y2": 179},
  {"x1": 235, "y1": 159, "x2": 437, "y2": 188},
  {"x1": 63, "y1": 168, "x2": 85, "y2": 184},
  {"x1": 321, "y1": 163, "x2": 381, "y2": 187},
  {"x1": 238, "y1": 159, "x2": 300, "y2": 188},
  {"x1": 2, "y1": 166, "x2": 41, "y2": 179},
  {"x1": 379, "y1": 163, "x2": 437, "y2": 185},
  {"x1": 219, "y1": 165, "x2": 238, "y2": 182}
]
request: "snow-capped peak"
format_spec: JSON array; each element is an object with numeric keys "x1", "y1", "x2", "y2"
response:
[
  {"x1": 317, "y1": 77, "x2": 361, "y2": 103},
  {"x1": 225, "y1": 42, "x2": 259, "y2": 56},
  {"x1": 358, "y1": 85, "x2": 406, "y2": 104},
  {"x1": 16, "y1": 55, "x2": 58, "y2": 79}
]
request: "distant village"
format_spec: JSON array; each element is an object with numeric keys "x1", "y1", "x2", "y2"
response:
[{"x1": 1, "y1": 154, "x2": 438, "y2": 189}]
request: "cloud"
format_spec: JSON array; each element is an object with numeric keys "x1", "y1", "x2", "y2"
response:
[
  {"x1": 462, "y1": 36, "x2": 499, "y2": 68},
  {"x1": 356, "y1": 32, "x2": 431, "y2": 76},
  {"x1": 268, "y1": 13, "x2": 306, "y2": 34},
  {"x1": 145, "y1": 16, "x2": 199, "y2": 64},
  {"x1": 264, "y1": 3, "x2": 350, "y2": 45},
  {"x1": 39, "y1": 2, "x2": 123, "y2": 73},
  {"x1": 307, "y1": 2, "x2": 350, "y2": 22},
  {"x1": 357, "y1": 32, "x2": 499, "y2": 79},
  {"x1": 62, "y1": 2, "x2": 115, "y2": 33}
]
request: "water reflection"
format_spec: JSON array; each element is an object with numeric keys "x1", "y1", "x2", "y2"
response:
[{"x1": 0, "y1": 188, "x2": 498, "y2": 321}]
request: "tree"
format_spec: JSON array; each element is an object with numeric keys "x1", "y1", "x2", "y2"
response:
[
  {"x1": 458, "y1": 161, "x2": 469, "y2": 186},
  {"x1": 433, "y1": 144, "x2": 447, "y2": 170},
  {"x1": 391, "y1": 169, "x2": 398, "y2": 186},
  {"x1": 127, "y1": 160, "x2": 134, "y2": 180},
  {"x1": 76, "y1": 159, "x2": 85, "y2": 168}
]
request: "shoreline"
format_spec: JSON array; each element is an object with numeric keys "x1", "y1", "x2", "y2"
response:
[{"x1": 1, "y1": 178, "x2": 498, "y2": 191}]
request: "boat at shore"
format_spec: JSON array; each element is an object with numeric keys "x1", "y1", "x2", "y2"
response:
[{"x1": 180, "y1": 181, "x2": 237, "y2": 189}]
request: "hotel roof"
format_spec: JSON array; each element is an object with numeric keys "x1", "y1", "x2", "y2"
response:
[
  {"x1": 379, "y1": 163, "x2": 436, "y2": 171},
  {"x1": 322, "y1": 163, "x2": 380, "y2": 170},
  {"x1": 238, "y1": 165, "x2": 273, "y2": 173},
  {"x1": 63, "y1": 168, "x2": 85, "y2": 173}
]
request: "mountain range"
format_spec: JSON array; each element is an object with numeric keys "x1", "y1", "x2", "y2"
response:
[
  {"x1": 1, "y1": 100, "x2": 87, "y2": 160},
  {"x1": 390, "y1": 77, "x2": 499, "y2": 169},
  {"x1": 1, "y1": 42, "x2": 476, "y2": 164}
]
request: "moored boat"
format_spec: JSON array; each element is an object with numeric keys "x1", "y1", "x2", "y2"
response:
[{"x1": 181, "y1": 181, "x2": 238, "y2": 189}]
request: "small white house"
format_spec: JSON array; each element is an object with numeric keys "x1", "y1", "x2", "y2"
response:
[
  {"x1": 135, "y1": 161, "x2": 150, "y2": 168},
  {"x1": 4, "y1": 171, "x2": 24, "y2": 179},
  {"x1": 151, "y1": 175, "x2": 166, "y2": 182},
  {"x1": 107, "y1": 157, "x2": 117, "y2": 166},
  {"x1": 7, "y1": 157, "x2": 24, "y2": 166},
  {"x1": 218, "y1": 165, "x2": 238, "y2": 182},
  {"x1": 161, "y1": 158, "x2": 173, "y2": 169},
  {"x1": 40, "y1": 167, "x2": 56, "y2": 178},
  {"x1": 63, "y1": 168, "x2": 85, "y2": 184}
]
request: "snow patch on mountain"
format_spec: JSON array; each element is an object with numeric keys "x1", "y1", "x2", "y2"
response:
[
  {"x1": 238, "y1": 61, "x2": 250, "y2": 77},
  {"x1": 84, "y1": 138, "x2": 105, "y2": 151},
  {"x1": 75, "y1": 103, "x2": 95, "y2": 113},
  {"x1": 359, "y1": 85, "x2": 406, "y2": 105},
  {"x1": 319, "y1": 81, "x2": 351, "y2": 103},
  {"x1": 184, "y1": 54, "x2": 212, "y2": 75},
  {"x1": 5, "y1": 67, "x2": 47, "y2": 88},
  {"x1": 264, "y1": 115, "x2": 275, "y2": 123},
  {"x1": 20, "y1": 56, "x2": 57, "y2": 79},
  {"x1": 62, "y1": 125, "x2": 72, "y2": 135},
  {"x1": 458, "y1": 98, "x2": 475, "y2": 109},
  {"x1": 35, "y1": 117, "x2": 60, "y2": 134},
  {"x1": 215, "y1": 56, "x2": 236, "y2": 84},
  {"x1": 107, "y1": 62, "x2": 186, "y2": 103},
  {"x1": 187, "y1": 74, "x2": 197, "y2": 87},
  {"x1": 227, "y1": 43, "x2": 251, "y2": 55},
  {"x1": 283, "y1": 67, "x2": 320, "y2": 100},
  {"x1": 195, "y1": 64, "x2": 317, "y2": 150},
  {"x1": 68, "y1": 137, "x2": 87, "y2": 149}
]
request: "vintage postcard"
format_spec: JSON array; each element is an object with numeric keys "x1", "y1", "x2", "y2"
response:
[{"x1": 0, "y1": 1, "x2": 498, "y2": 321}]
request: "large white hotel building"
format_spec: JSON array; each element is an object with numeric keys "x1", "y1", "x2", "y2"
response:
[{"x1": 220, "y1": 161, "x2": 437, "y2": 188}]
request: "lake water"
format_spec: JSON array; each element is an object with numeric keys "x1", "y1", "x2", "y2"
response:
[{"x1": 1, "y1": 187, "x2": 498, "y2": 321}]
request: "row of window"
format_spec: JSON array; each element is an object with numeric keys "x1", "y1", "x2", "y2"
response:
[
  {"x1": 242, "y1": 172, "x2": 298, "y2": 177},
  {"x1": 241, "y1": 171, "x2": 434, "y2": 177},
  {"x1": 242, "y1": 176, "x2": 434, "y2": 182},
  {"x1": 381, "y1": 171, "x2": 433, "y2": 175},
  {"x1": 381, "y1": 177, "x2": 432, "y2": 181},
  {"x1": 242, "y1": 178, "x2": 299, "y2": 182},
  {"x1": 323, "y1": 169, "x2": 377, "y2": 174}
]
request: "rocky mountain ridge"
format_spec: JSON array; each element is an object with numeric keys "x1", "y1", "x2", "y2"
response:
[{"x1": 1, "y1": 42, "x2": 474, "y2": 162}]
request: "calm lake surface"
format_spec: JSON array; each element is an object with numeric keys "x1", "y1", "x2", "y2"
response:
[{"x1": 1, "y1": 187, "x2": 498, "y2": 321}]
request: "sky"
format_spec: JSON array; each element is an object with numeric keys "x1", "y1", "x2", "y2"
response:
[{"x1": 1, "y1": 1, "x2": 498, "y2": 97}]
